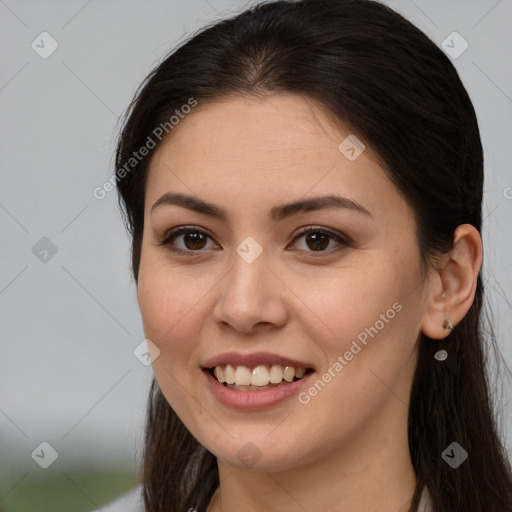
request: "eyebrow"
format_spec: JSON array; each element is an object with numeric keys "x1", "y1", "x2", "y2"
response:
[{"x1": 151, "y1": 192, "x2": 373, "y2": 222}]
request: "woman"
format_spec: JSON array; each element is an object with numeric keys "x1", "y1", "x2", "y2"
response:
[{"x1": 99, "y1": 0, "x2": 512, "y2": 510}]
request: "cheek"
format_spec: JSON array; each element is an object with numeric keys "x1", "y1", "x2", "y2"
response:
[
  {"x1": 306, "y1": 256, "x2": 421, "y2": 396},
  {"x1": 307, "y1": 263, "x2": 403, "y2": 347},
  {"x1": 136, "y1": 258, "x2": 201, "y2": 363},
  {"x1": 137, "y1": 264, "x2": 206, "y2": 422},
  {"x1": 294, "y1": 287, "x2": 416, "y2": 448}
]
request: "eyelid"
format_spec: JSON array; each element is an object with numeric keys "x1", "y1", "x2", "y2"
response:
[{"x1": 159, "y1": 225, "x2": 352, "y2": 255}]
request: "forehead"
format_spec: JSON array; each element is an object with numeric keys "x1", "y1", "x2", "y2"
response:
[
  {"x1": 151, "y1": 94, "x2": 368, "y2": 163},
  {"x1": 144, "y1": 94, "x2": 407, "y2": 224}
]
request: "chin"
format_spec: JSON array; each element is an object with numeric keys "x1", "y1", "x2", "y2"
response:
[{"x1": 198, "y1": 429, "x2": 313, "y2": 472}]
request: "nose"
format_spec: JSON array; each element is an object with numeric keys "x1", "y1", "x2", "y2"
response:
[{"x1": 212, "y1": 248, "x2": 288, "y2": 334}]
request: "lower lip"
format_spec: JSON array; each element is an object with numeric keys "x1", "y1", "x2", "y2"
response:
[{"x1": 203, "y1": 369, "x2": 314, "y2": 410}]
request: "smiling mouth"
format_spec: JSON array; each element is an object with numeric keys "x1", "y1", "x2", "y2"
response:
[{"x1": 207, "y1": 364, "x2": 314, "y2": 391}]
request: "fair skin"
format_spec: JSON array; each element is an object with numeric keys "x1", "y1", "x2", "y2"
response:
[{"x1": 136, "y1": 94, "x2": 482, "y2": 512}]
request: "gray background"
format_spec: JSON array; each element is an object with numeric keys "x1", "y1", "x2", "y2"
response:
[{"x1": 1, "y1": 0, "x2": 511, "y2": 506}]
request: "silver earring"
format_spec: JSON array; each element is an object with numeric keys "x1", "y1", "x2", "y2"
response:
[
  {"x1": 434, "y1": 349, "x2": 448, "y2": 361},
  {"x1": 434, "y1": 320, "x2": 453, "y2": 361},
  {"x1": 444, "y1": 319, "x2": 454, "y2": 331}
]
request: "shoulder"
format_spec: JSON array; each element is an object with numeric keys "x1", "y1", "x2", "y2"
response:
[{"x1": 90, "y1": 484, "x2": 144, "y2": 512}]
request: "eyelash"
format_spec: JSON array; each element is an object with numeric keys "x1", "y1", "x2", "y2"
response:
[{"x1": 158, "y1": 225, "x2": 352, "y2": 256}]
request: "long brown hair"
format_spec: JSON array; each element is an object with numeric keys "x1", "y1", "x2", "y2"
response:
[{"x1": 115, "y1": 1, "x2": 512, "y2": 510}]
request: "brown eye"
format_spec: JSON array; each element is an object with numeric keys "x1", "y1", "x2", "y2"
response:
[
  {"x1": 159, "y1": 227, "x2": 215, "y2": 253},
  {"x1": 181, "y1": 232, "x2": 208, "y2": 250},
  {"x1": 303, "y1": 232, "x2": 330, "y2": 251},
  {"x1": 159, "y1": 225, "x2": 350, "y2": 256},
  {"x1": 291, "y1": 227, "x2": 351, "y2": 254}
]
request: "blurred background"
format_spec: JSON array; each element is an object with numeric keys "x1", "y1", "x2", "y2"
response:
[{"x1": 1, "y1": 0, "x2": 511, "y2": 510}]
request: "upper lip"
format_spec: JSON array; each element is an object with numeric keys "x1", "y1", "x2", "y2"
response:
[{"x1": 202, "y1": 352, "x2": 315, "y2": 370}]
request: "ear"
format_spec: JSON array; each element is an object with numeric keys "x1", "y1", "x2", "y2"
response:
[{"x1": 421, "y1": 224, "x2": 483, "y2": 340}]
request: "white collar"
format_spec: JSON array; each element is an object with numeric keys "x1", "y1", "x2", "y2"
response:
[{"x1": 418, "y1": 486, "x2": 434, "y2": 512}]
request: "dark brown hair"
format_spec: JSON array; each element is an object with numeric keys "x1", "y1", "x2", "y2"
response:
[{"x1": 115, "y1": 0, "x2": 512, "y2": 510}]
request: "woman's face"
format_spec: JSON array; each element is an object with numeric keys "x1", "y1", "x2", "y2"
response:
[{"x1": 137, "y1": 94, "x2": 432, "y2": 471}]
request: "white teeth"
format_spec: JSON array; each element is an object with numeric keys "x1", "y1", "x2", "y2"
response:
[
  {"x1": 224, "y1": 364, "x2": 236, "y2": 385},
  {"x1": 214, "y1": 366, "x2": 225, "y2": 383},
  {"x1": 269, "y1": 364, "x2": 283, "y2": 383},
  {"x1": 234, "y1": 366, "x2": 251, "y2": 385},
  {"x1": 283, "y1": 366, "x2": 295, "y2": 382},
  {"x1": 295, "y1": 367, "x2": 306, "y2": 378},
  {"x1": 251, "y1": 365, "x2": 270, "y2": 386},
  {"x1": 212, "y1": 364, "x2": 308, "y2": 386}
]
